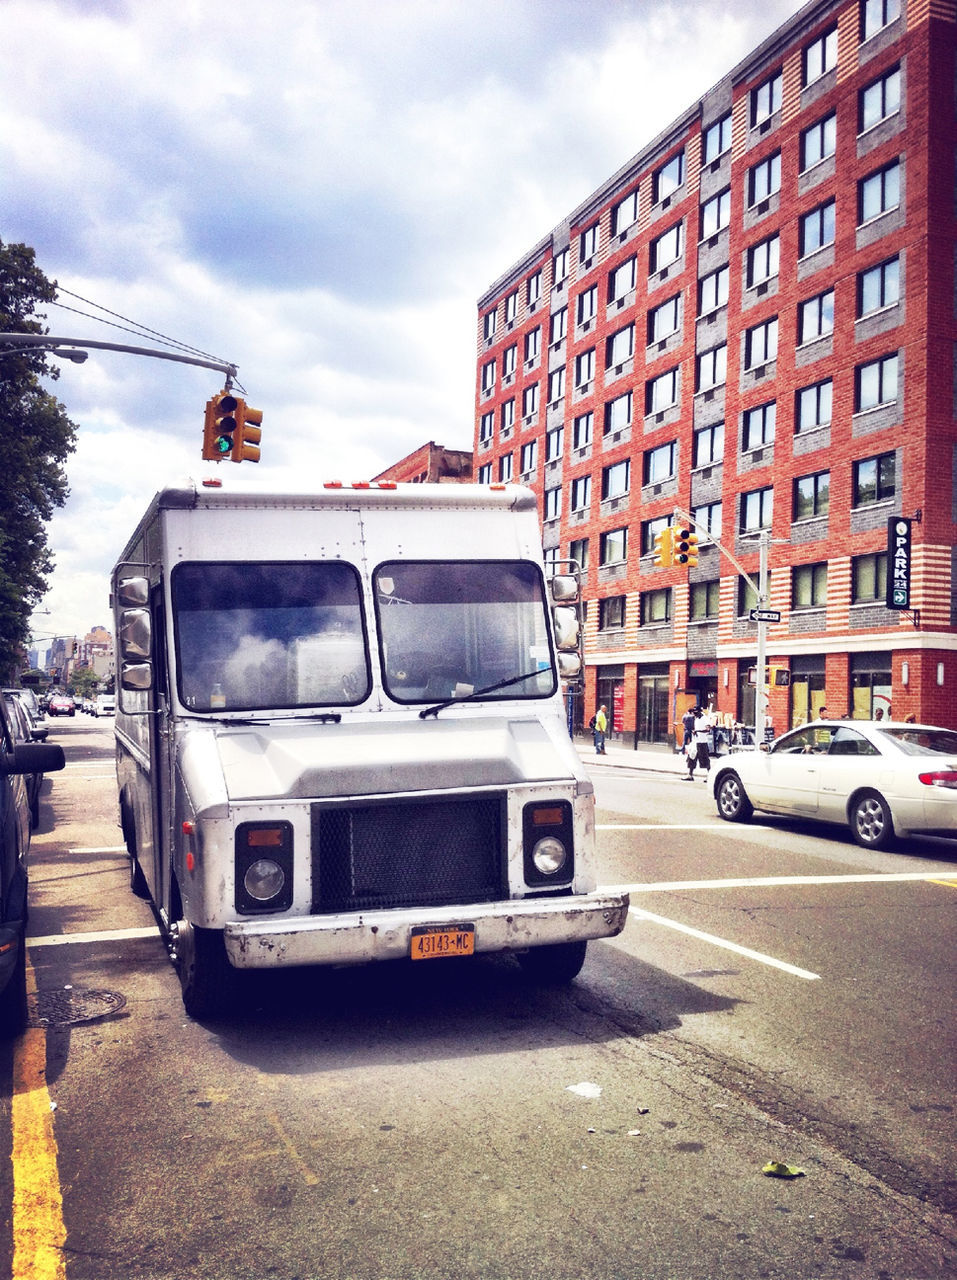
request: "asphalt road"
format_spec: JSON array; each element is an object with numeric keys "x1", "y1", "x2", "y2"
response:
[{"x1": 1, "y1": 718, "x2": 955, "y2": 1280}]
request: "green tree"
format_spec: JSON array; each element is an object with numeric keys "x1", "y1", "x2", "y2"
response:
[{"x1": 0, "y1": 241, "x2": 77, "y2": 683}]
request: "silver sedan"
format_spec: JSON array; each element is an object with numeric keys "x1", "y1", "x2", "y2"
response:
[{"x1": 712, "y1": 721, "x2": 957, "y2": 849}]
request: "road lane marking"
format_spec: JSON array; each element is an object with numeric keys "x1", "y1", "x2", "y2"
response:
[
  {"x1": 929, "y1": 879, "x2": 957, "y2": 889},
  {"x1": 598, "y1": 824, "x2": 723, "y2": 830},
  {"x1": 627, "y1": 906, "x2": 821, "y2": 981},
  {"x1": 27, "y1": 926, "x2": 159, "y2": 948},
  {"x1": 601, "y1": 872, "x2": 955, "y2": 894},
  {"x1": 69, "y1": 846, "x2": 126, "y2": 854},
  {"x1": 12, "y1": 956, "x2": 66, "y2": 1279}
]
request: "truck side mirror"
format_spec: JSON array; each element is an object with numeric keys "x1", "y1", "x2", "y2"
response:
[
  {"x1": 119, "y1": 608, "x2": 151, "y2": 661},
  {"x1": 552, "y1": 605, "x2": 580, "y2": 650},
  {"x1": 121, "y1": 663, "x2": 153, "y2": 692},
  {"x1": 116, "y1": 576, "x2": 150, "y2": 608},
  {"x1": 550, "y1": 575, "x2": 580, "y2": 604}
]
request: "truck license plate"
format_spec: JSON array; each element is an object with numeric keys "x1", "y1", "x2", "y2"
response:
[{"x1": 410, "y1": 924, "x2": 475, "y2": 960}]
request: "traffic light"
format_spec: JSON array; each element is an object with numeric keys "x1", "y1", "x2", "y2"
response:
[
  {"x1": 231, "y1": 399, "x2": 262, "y2": 464},
  {"x1": 673, "y1": 526, "x2": 699, "y2": 567},
  {"x1": 202, "y1": 392, "x2": 239, "y2": 461},
  {"x1": 653, "y1": 526, "x2": 674, "y2": 567}
]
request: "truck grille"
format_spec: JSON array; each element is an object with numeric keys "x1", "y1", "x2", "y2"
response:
[{"x1": 310, "y1": 794, "x2": 507, "y2": 914}]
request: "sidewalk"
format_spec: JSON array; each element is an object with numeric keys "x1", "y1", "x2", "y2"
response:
[{"x1": 572, "y1": 735, "x2": 689, "y2": 776}]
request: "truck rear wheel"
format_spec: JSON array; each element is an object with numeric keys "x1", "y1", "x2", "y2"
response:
[
  {"x1": 174, "y1": 921, "x2": 237, "y2": 1019},
  {"x1": 517, "y1": 940, "x2": 587, "y2": 984}
]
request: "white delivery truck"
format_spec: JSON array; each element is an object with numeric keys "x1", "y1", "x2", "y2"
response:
[{"x1": 112, "y1": 483, "x2": 629, "y2": 1016}]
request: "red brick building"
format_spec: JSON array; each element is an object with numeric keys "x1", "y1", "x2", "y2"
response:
[
  {"x1": 474, "y1": 0, "x2": 957, "y2": 744},
  {"x1": 373, "y1": 442, "x2": 473, "y2": 485}
]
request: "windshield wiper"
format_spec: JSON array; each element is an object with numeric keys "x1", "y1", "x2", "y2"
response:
[
  {"x1": 419, "y1": 669, "x2": 545, "y2": 719},
  {"x1": 201, "y1": 711, "x2": 342, "y2": 726}
]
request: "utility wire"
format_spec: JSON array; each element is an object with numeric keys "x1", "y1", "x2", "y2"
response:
[{"x1": 51, "y1": 287, "x2": 229, "y2": 364}]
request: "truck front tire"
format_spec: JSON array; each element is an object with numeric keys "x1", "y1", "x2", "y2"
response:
[
  {"x1": 516, "y1": 939, "x2": 587, "y2": 984},
  {"x1": 174, "y1": 922, "x2": 237, "y2": 1019}
]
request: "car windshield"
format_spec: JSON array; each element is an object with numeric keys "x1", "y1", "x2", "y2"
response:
[
  {"x1": 172, "y1": 562, "x2": 370, "y2": 713},
  {"x1": 374, "y1": 560, "x2": 556, "y2": 704},
  {"x1": 878, "y1": 727, "x2": 957, "y2": 756}
]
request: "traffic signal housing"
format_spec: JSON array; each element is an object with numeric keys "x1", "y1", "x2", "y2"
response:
[
  {"x1": 653, "y1": 526, "x2": 674, "y2": 567},
  {"x1": 674, "y1": 526, "x2": 699, "y2": 567},
  {"x1": 232, "y1": 399, "x2": 262, "y2": 464},
  {"x1": 202, "y1": 392, "x2": 239, "y2": 461}
]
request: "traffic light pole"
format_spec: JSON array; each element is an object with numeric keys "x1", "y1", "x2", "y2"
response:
[{"x1": 0, "y1": 333, "x2": 238, "y2": 384}]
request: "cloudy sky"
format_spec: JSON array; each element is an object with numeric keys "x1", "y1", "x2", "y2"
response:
[{"x1": 1, "y1": 0, "x2": 801, "y2": 649}]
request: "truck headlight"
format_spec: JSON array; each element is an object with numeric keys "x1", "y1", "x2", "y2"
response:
[
  {"x1": 522, "y1": 800, "x2": 574, "y2": 887},
  {"x1": 235, "y1": 821, "x2": 294, "y2": 913},
  {"x1": 532, "y1": 836, "x2": 567, "y2": 875}
]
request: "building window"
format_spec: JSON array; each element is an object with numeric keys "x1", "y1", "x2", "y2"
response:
[
  {"x1": 569, "y1": 538, "x2": 589, "y2": 571},
  {"x1": 579, "y1": 222, "x2": 600, "y2": 262},
  {"x1": 479, "y1": 411, "x2": 494, "y2": 443},
  {"x1": 522, "y1": 383, "x2": 540, "y2": 419},
  {"x1": 859, "y1": 160, "x2": 901, "y2": 223},
  {"x1": 553, "y1": 248, "x2": 569, "y2": 285},
  {"x1": 642, "y1": 515, "x2": 671, "y2": 555},
  {"x1": 737, "y1": 574, "x2": 771, "y2": 616},
  {"x1": 751, "y1": 71, "x2": 782, "y2": 126},
  {"x1": 478, "y1": 462, "x2": 492, "y2": 484},
  {"x1": 694, "y1": 421, "x2": 724, "y2": 467},
  {"x1": 612, "y1": 189, "x2": 640, "y2": 235},
  {"x1": 543, "y1": 485, "x2": 561, "y2": 520},
  {"x1": 573, "y1": 412, "x2": 593, "y2": 449},
  {"x1": 598, "y1": 595, "x2": 626, "y2": 631},
  {"x1": 545, "y1": 426, "x2": 564, "y2": 462},
  {"x1": 860, "y1": 65, "x2": 901, "y2": 132},
  {"x1": 799, "y1": 289, "x2": 834, "y2": 344},
  {"x1": 799, "y1": 199, "x2": 836, "y2": 256},
  {"x1": 641, "y1": 588, "x2": 672, "y2": 625},
  {"x1": 692, "y1": 502, "x2": 722, "y2": 541},
  {"x1": 502, "y1": 344, "x2": 517, "y2": 378},
  {"x1": 699, "y1": 265, "x2": 729, "y2": 314},
  {"x1": 702, "y1": 113, "x2": 732, "y2": 164},
  {"x1": 605, "y1": 390, "x2": 633, "y2": 433},
  {"x1": 501, "y1": 398, "x2": 515, "y2": 432},
  {"x1": 796, "y1": 379, "x2": 832, "y2": 432},
  {"x1": 600, "y1": 528, "x2": 628, "y2": 565},
  {"x1": 645, "y1": 369, "x2": 678, "y2": 415},
  {"x1": 862, "y1": 0, "x2": 900, "y2": 41},
  {"x1": 745, "y1": 317, "x2": 778, "y2": 368},
  {"x1": 543, "y1": 546, "x2": 561, "y2": 573},
  {"x1": 803, "y1": 27, "x2": 837, "y2": 85},
  {"x1": 648, "y1": 296, "x2": 680, "y2": 344},
  {"x1": 701, "y1": 187, "x2": 731, "y2": 238},
  {"x1": 608, "y1": 256, "x2": 637, "y2": 303},
  {"x1": 524, "y1": 326, "x2": 541, "y2": 363},
  {"x1": 744, "y1": 401, "x2": 776, "y2": 450},
  {"x1": 602, "y1": 459, "x2": 631, "y2": 500},
  {"x1": 858, "y1": 256, "x2": 900, "y2": 316},
  {"x1": 504, "y1": 291, "x2": 518, "y2": 324},
  {"x1": 526, "y1": 271, "x2": 542, "y2": 308},
  {"x1": 654, "y1": 151, "x2": 685, "y2": 202},
  {"x1": 650, "y1": 222, "x2": 683, "y2": 272},
  {"x1": 575, "y1": 348, "x2": 596, "y2": 388},
  {"x1": 793, "y1": 562, "x2": 828, "y2": 608},
  {"x1": 794, "y1": 470, "x2": 830, "y2": 520},
  {"x1": 855, "y1": 353, "x2": 898, "y2": 411},
  {"x1": 571, "y1": 475, "x2": 592, "y2": 512},
  {"x1": 801, "y1": 112, "x2": 836, "y2": 171},
  {"x1": 690, "y1": 580, "x2": 721, "y2": 620},
  {"x1": 748, "y1": 152, "x2": 781, "y2": 206},
  {"x1": 741, "y1": 486, "x2": 773, "y2": 532},
  {"x1": 550, "y1": 307, "x2": 567, "y2": 345},
  {"x1": 498, "y1": 453, "x2": 513, "y2": 482},
  {"x1": 520, "y1": 441, "x2": 537, "y2": 474},
  {"x1": 480, "y1": 359, "x2": 496, "y2": 393},
  {"x1": 853, "y1": 451, "x2": 896, "y2": 506},
  {"x1": 852, "y1": 551, "x2": 888, "y2": 602},
  {"x1": 697, "y1": 343, "x2": 727, "y2": 392},
  {"x1": 548, "y1": 368, "x2": 566, "y2": 404},
  {"x1": 643, "y1": 441, "x2": 677, "y2": 486},
  {"x1": 482, "y1": 309, "x2": 497, "y2": 341},
  {"x1": 746, "y1": 234, "x2": 780, "y2": 287},
  {"x1": 607, "y1": 325, "x2": 635, "y2": 367},
  {"x1": 577, "y1": 285, "x2": 598, "y2": 327}
]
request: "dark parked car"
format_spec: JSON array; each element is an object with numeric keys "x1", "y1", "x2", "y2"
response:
[{"x1": 0, "y1": 696, "x2": 64, "y2": 1034}]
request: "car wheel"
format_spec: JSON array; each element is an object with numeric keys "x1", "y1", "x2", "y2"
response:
[
  {"x1": 850, "y1": 790, "x2": 894, "y2": 850},
  {"x1": 517, "y1": 940, "x2": 588, "y2": 984},
  {"x1": 716, "y1": 772, "x2": 753, "y2": 822}
]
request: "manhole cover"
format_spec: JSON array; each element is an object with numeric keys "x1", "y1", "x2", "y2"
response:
[{"x1": 29, "y1": 988, "x2": 127, "y2": 1028}]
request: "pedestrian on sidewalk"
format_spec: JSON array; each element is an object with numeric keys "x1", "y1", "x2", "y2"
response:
[
  {"x1": 686, "y1": 706, "x2": 712, "y2": 780},
  {"x1": 593, "y1": 704, "x2": 608, "y2": 754}
]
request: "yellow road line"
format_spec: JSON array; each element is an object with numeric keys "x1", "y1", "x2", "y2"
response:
[
  {"x1": 11, "y1": 954, "x2": 66, "y2": 1280},
  {"x1": 929, "y1": 879, "x2": 957, "y2": 889}
]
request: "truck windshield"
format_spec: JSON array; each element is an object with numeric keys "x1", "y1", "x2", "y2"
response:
[
  {"x1": 172, "y1": 562, "x2": 370, "y2": 712},
  {"x1": 374, "y1": 560, "x2": 556, "y2": 704}
]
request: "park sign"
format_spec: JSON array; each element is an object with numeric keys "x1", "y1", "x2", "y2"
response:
[{"x1": 886, "y1": 517, "x2": 912, "y2": 610}]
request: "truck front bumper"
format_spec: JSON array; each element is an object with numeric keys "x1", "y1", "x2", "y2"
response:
[{"x1": 223, "y1": 892, "x2": 630, "y2": 969}]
